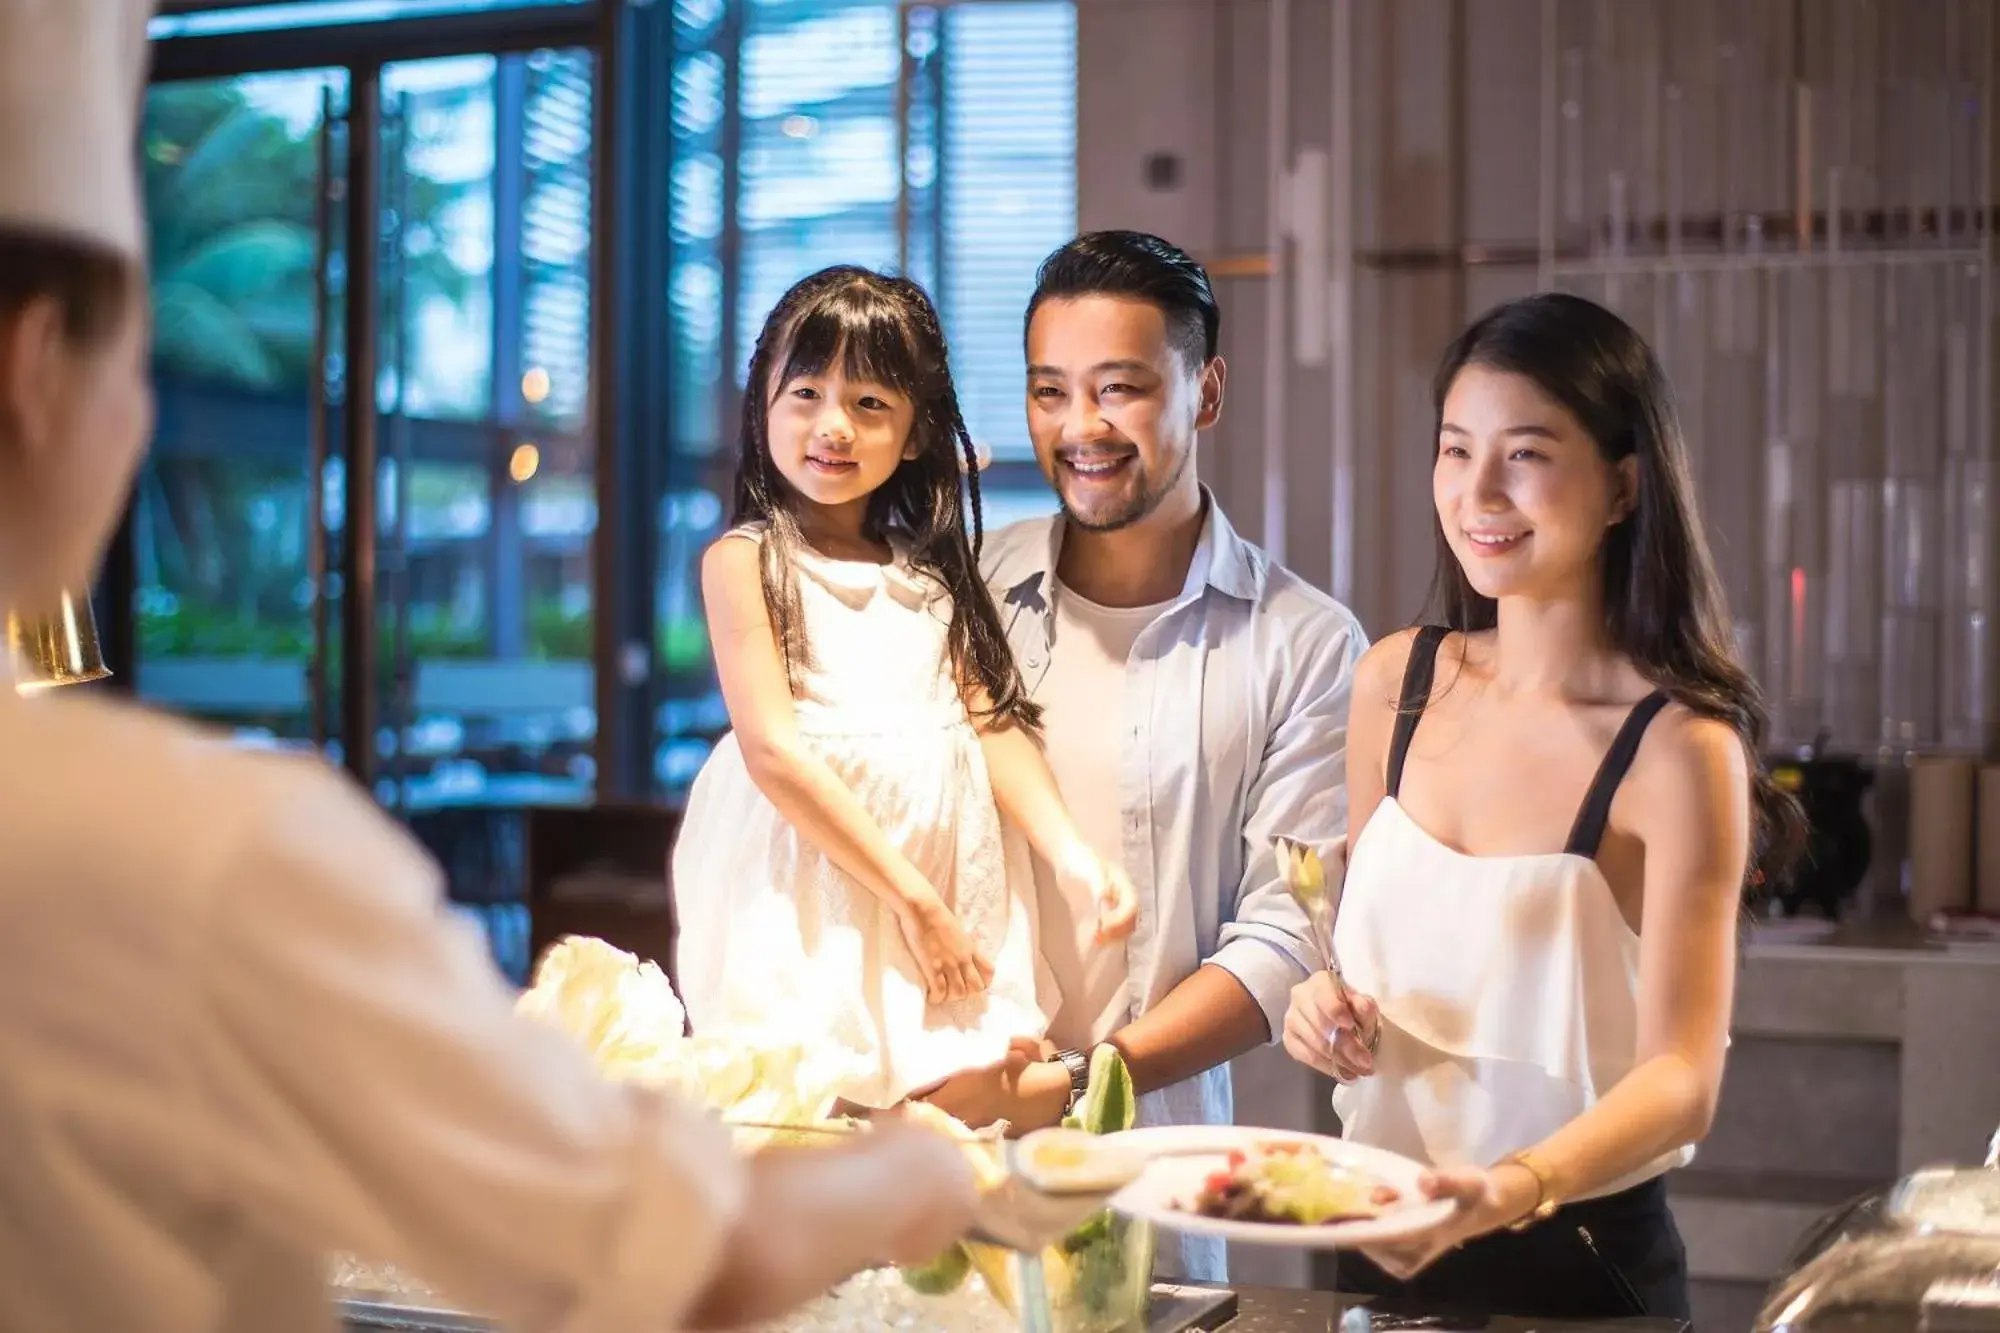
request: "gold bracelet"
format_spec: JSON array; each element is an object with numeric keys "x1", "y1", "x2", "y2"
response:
[{"x1": 1498, "y1": 1150, "x2": 1560, "y2": 1232}]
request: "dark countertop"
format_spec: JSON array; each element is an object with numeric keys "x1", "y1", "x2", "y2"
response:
[
  {"x1": 340, "y1": 1283, "x2": 1687, "y2": 1333},
  {"x1": 1213, "y1": 1285, "x2": 1687, "y2": 1333}
]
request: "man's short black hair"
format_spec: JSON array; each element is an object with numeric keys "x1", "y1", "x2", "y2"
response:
[
  {"x1": 0, "y1": 226, "x2": 133, "y2": 349},
  {"x1": 1025, "y1": 230, "x2": 1220, "y2": 369}
]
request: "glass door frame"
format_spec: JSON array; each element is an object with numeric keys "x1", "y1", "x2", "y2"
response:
[{"x1": 121, "y1": 0, "x2": 667, "y2": 802}]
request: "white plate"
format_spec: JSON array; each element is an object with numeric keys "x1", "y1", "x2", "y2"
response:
[{"x1": 1104, "y1": 1125, "x2": 1456, "y2": 1249}]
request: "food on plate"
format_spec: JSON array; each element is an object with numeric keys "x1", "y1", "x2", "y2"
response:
[
  {"x1": 1015, "y1": 1127, "x2": 1146, "y2": 1196},
  {"x1": 1182, "y1": 1140, "x2": 1402, "y2": 1226}
]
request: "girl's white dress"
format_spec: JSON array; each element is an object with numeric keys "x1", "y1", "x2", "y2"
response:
[{"x1": 671, "y1": 527, "x2": 1053, "y2": 1108}]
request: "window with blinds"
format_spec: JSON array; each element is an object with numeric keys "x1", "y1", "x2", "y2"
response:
[
  {"x1": 729, "y1": 0, "x2": 1078, "y2": 466},
  {"x1": 657, "y1": 0, "x2": 1076, "y2": 797},
  {"x1": 736, "y1": 0, "x2": 907, "y2": 377},
  {"x1": 940, "y1": 2, "x2": 1076, "y2": 462},
  {"x1": 149, "y1": 0, "x2": 590, "y2": 40},
  {"x1": 520, "y1": 50, "x2": 594, "y2": 434}
]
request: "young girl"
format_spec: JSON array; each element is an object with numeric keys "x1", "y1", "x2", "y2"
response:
[
  {"x1": 673, "y1": 266, "x2": 1136, "y2": 1110},
  {"x1": 1284, "y1": 293, "x2": 1803, "y2": 1321}
]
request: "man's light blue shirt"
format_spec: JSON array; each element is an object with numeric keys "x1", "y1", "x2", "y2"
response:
[{"x1": 981, "y1": 492, "x2": 1366, "y2": 1278}]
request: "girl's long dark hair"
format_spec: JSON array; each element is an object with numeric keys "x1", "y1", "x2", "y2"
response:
[
  {"x1": 732, "y1": 265, "x2": 1039, "y2": 731},
  {"x1": 1425, "y1": 291, "x2": 1805, "y2": 891}
]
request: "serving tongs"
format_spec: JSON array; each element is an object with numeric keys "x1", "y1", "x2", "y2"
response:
[{"x1": 1274, "y1": 834, "x2": 1378, "y2": 1057}]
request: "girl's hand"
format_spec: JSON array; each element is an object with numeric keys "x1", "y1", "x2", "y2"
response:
[
  {"x1": 1053, "y1": 842, "x2": 1139, "y2": 945},
  {"x1": 1282, "y1": 970, "x2": 1381, "y2": 1081},
  {"x1": 1091, "y1": 857, "x2": 1139, "y2": 943},
  {"x1": 897, "y1": 894, "x2": 995, "y2": 1004}
]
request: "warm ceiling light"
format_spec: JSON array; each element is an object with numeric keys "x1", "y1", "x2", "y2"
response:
[{"x1": 509, "y1": 442, "x2": 542, "y2": 483}]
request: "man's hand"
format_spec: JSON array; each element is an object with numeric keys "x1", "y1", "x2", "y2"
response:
[{"x1": 911, "y1": 1040, "x2": 1071, "y2": 1133}]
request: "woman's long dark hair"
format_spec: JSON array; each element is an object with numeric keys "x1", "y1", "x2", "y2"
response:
[
  {"x1": 732, "y1": 265, "x2": 1039, "y2": 731},
  {"x1": 1425, "y1": 291, "x2": 1804, "y2": 891}
]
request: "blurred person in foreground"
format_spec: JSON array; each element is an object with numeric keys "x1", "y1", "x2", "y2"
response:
[{"x1": 0, "y1": 5, "x2": 976, "y2": 1331}]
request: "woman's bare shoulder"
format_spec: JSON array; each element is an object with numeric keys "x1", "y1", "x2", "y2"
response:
[
  {"x1": 1626, "y1": 702, "x2": 1752, "y2": 832},
  {"x1": 1352, "y1": 626, "x2": 1429, "y2": 713}
]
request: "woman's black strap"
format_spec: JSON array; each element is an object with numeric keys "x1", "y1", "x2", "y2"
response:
[
  {"x1": 1385, "y1": 626, "x2": 1449, "y2": 800},
  {"x1": 1564, "y1": 690, "x2": 1673, "y2": 858}
]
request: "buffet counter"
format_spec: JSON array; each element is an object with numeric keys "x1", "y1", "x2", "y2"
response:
[{"x1": 338, "y1": 1284, "x2": 1689, "y2": 1333}]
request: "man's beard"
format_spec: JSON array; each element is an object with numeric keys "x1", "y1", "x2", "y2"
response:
[{"x1": 1054, "y1": 447, "x2": 1190, "y2": 533}]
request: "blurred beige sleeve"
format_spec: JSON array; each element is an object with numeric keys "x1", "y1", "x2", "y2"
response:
[{"x1": 186, "y1": 758, "x2": 745, "y2": 1333}]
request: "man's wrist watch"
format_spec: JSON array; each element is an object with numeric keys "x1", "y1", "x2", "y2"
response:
[{"x1": 1053, "y1": 1047, "x2": 1091, "y2": 1116}]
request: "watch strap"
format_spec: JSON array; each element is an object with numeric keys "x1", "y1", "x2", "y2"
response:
[{"x1": 1054, "y1": 1047, "x2": 1091, "y2": 1114}]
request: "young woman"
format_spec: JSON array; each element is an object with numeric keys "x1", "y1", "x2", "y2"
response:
[{"x1": 1285, "y1": 292, "x2": 1801, "y2": 1322}]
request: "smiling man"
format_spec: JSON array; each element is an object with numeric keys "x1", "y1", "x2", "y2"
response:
[{"x1": 919, "y1": 230, "x2": 1367, "y2": 1281}]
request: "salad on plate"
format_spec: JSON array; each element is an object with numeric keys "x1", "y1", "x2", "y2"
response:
[{"x1": 1183, "y1": 1140, "x2": 1402, "y2": 1225}]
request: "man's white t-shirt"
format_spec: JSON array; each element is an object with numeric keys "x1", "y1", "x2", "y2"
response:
[{"x1": 1032, "y1": 580, "x2": 1176, "y2": 1051}]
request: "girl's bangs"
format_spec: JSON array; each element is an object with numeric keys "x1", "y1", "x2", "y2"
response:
[{"x1": 773, "y1": 289, "x2": 925, "y2": 397}]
